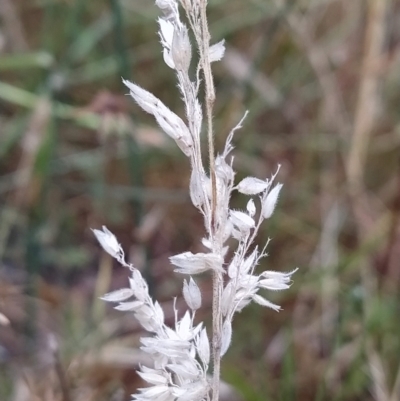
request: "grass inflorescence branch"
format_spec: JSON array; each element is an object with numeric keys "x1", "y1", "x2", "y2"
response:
[{"x1": 93, "y1": 1, "x2": 297, "y2": 400}]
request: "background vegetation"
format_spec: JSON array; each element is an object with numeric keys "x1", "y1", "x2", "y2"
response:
[{"x1": 1, "y1": 0, "x2": 399, "y2": 400}]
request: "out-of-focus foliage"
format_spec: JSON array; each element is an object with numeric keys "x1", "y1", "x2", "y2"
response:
[{"x1": 0, "y1": 0, "x2": 400, "y2": 400}]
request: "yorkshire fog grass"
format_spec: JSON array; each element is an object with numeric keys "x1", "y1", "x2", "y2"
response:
[
  {"x1": 93, "y1": 1, "x2": 296, "y2": 400},
  {"x1": 1, "y1": 0, "x2": 400, "y2": 400}
]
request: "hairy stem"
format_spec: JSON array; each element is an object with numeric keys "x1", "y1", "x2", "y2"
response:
[
  {"x1": 199, "y1": 0, "x2": 216, "y2": 231},
  {"x1": 198, "y1": 2, "x2": 221, "y2": 400}
]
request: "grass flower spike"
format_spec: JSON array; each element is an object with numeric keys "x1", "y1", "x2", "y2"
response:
[{"x1": 93, "y1": 1, "x2": 297, "y2": 400}]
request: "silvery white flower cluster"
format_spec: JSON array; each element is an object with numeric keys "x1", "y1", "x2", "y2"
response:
[
  {"x1": 93, "y1": 1, "x2": 297, "y2": 400},
  {"x1": 93, "y1": 226, "x2": 209, "y2": 401}
]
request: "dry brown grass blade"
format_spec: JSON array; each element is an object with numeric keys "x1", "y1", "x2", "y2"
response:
[
  {"x1": 347, "y1": 0, "x2": 388, "y2": 192},
  {"x1": 12, "y1": 98, "x2": 52, "y2": 208}
]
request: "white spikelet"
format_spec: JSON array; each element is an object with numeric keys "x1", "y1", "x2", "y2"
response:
[
  {"x1": 170, "y1": 252, "x2": 224, "y2": 275},
  {"x1": 262, "y1": 183, "x2": 283, "y2": 219},
  {"x1": 197, "y1": 328, "x2": 210, "y2": 365},
  {"x1": 246, "y1": 198, "x2": 256, "y2": 217},
  {"x1": 101, "y1": 288, "x2": 134, "y2": 302},
  {"x1": 183, "y1": 277, "x2": 202, "y2": 310},
  {"x1": 171, "y1": 24, "x2": 192, "y2": 72},
  {"x1": 209, "y1": 39, "x2": 226, "y2": 62},
  {"x1": 155, "y1": 0, "x2": 178, "y2": 21},
  {"x1": 229, "y1": 210, "x2": 255, "y2": 231},
  {"x1": 122, "y1": 79, "x2": 193, "y2": 156},
  {"x1": 92, "y1": 226, "x2": 121, "y2": 259},
  {"x1": 189, "y1": 169, "x2": 208, "y2": 208},
  {"x1": 237, "y1": 176, "x2": 269, "y2": 195},
  {"x1": 220, "y1": 320, "x2": 232, "y2": 356}
]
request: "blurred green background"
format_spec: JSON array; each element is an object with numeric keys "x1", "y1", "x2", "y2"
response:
[{"x1": 1, "y1": 0, "x2": 400, "y2": 400}]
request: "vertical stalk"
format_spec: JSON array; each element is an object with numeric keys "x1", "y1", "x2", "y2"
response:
[
  {"x1": 198, "y1": 2, "x2": 222, "y2": 400},
  {"x1": 199, "y1": 1, "x2": 217, "y2": 228}
]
